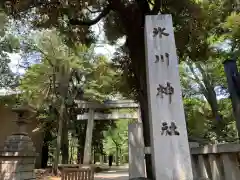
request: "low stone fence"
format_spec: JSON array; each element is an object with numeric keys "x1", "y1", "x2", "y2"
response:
[{"x1": 191, "y1": 143, "x2": 240, "y2": 180}]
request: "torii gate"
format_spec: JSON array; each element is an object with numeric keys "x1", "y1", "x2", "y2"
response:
[{"x1": 75, "y1": 100, "x2": 140, "y2": 164}]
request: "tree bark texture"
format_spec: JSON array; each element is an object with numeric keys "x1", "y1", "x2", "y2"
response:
[
  {"x1": 52, "y1": 68, "x2": 71, "y2": 174},
  {"x1": 116, "y1": 146, "x2": 120, "y2": 166},
  {"x1": 77, "y1": 122, "x2": 87, "y2": 164},
  {"x1": 53, "y1": 102, "x2": 64, "y2": 175},
  {"x1": 223, "y1": 59, "x2": 240, "y2": 137},
  {"x1": 111, "y1": 2, "x2": 154, "y2": 178},
  {"x1": 41, "y1": 141, "x2": 49, "y2": 168},
  {"x1": 61, "y1": 118, "x2": 69, "y2": 164}
]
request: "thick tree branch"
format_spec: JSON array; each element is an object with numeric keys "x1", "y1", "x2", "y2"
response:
[
  {"x1": 151, "y1": 0, "x2": 161, "y2": 14},
  {"x1": 69, "y1": 5, "x2": 111, "y2": 26}
]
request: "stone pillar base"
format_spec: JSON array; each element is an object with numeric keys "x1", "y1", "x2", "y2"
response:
[{"x1": 0, "y1": 134, "x2": 36, "y2": 180}]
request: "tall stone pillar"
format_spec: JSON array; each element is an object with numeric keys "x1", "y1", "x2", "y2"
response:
[{"x1": 0, "y1": 106, "x2": 37, "y2": 180}]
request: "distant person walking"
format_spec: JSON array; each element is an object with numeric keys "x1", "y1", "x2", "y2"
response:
[{"x1": 108, "y1": 154, "x2": 113, "y2": 168}]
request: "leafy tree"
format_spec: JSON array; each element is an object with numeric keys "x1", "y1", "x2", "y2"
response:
[
  {"x1": 20, "y1": 29, "x2": 120, "y2": 172},
  {"x1": 83, "y1": 56, "x2": 119, "y2": 101},
  {"x1": 184, "y1": 98, "x2": 211, "y2": 142},
  {"x1": 3, "y1": 0, "x2": 240, "y2": 177},
  {"x1": 20, "y1": 30, "x2": 94, "y2": 173},
  {"x1": 1, "y1": 1, "x2": 210, "y2": 176},
  {"x1": 180, "y1": 53, "x2": 238, "y2": 143},
  {"x1": 184, "y1": 97, "x2": 238, "y2": 144},
  {"x1": 180, "y1": 58, "x2": 227, "y2": 121},
  {"x1": 0, "y1": 10, "x2": 19, "y2": 90},
  {"x1": 0, "y1": 52, "x2": 17, "y2": 89},
  {"x1": 103, "y1": 120, "x2": 129, "y2": 166}
]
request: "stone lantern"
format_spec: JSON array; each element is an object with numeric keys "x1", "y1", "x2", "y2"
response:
[{"x1": 0, "y1": 106, "x2": 36, "y2": 180}]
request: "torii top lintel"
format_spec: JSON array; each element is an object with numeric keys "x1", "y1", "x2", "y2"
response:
[{"x1": 75, "y1": 100, "x2": 139, "y2": 109}]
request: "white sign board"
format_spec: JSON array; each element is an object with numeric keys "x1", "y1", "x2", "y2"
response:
[{"x1": 144, "y1": 15, "x2": 193, "y2": 180}]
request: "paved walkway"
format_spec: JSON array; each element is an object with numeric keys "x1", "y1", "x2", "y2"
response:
[
  {"x1": 95, "y1": 168, "x2": 129, "y2": 180},
  {"x1": 44, "y1": 167, "x2": 129, "y2": 180}
]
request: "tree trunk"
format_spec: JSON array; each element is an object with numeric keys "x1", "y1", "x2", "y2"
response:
[
  {"x1": 127, "y1": 27, "x2": 154, "y2": 180},
  {"x1": 223, "y1": 59, "x2": 240, "y2": 137},
  {"x1": 139, "y1": 94, "x2": 153, "y2": 179},
  {"x1": 41, "y1": 131, "x2": 51, "y2": 168},
  {"x1": 196, "y1": 64, "x2": 221, "y2": 120},
  {"x1": 70, "y1": 143, "x2": 73, "y2": 164},
  {"x1": 116, "y1": 146, "x2": 119, "y2": 166},
  {"x1": 78, "y1": 146, "x2": 84, "y2": 164},
  {"x1": 53, "y1": 70, "x2": 71, "y2": 172},
  {"x1": 53, "y1": 102, "x2": 65, "y2": 175},
  {"x1": 41, "y1": 141, "x2": 49, "y2": 168},
  {"x1": 77, "y1": 126, "x2": 86, "y2": 164},
  {"x1": 93, "y1": 148, "x2": 96, "y2": 164},
  {"x1": 119, "y1": 148, "x2": 122, "y2": 165},
  {"x1": 100, "y1": 155, "x2": 103, "y2": 165},
  {"x1": 113, "y1": 3, "x2": 154, "y2": 178},
  {"x1": 61, "y1": 117, "x2": 69, "y2": 164}
]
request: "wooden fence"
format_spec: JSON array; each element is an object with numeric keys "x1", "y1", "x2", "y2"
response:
[{"x1": 61, "y1": 167, "x2": 94, "y2": 180}]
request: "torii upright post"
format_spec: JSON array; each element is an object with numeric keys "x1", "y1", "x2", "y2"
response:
[
  {"x1": 144, "y1": 15, "x2": 193, "y2": 180},
  {"x1": 83, "y1": 109, "x2": 94, "y2": 164},
  {"x1": 223, "y1": 58, "x2": 240, "y2": 137}
]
